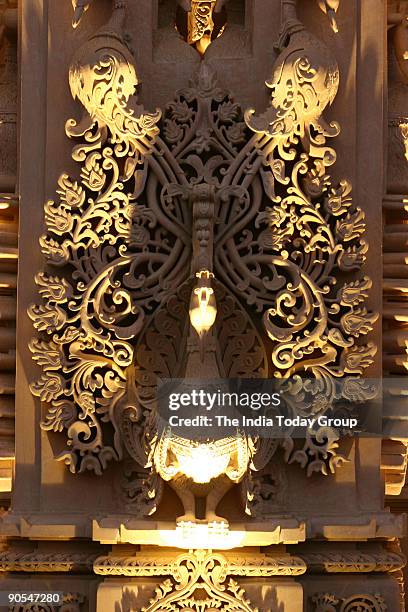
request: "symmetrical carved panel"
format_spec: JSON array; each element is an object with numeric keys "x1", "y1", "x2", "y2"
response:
[
  {"x1": 28, "y1": 0, "x2": 377, "y2": 523},
  {"x1": 95, "y1": 549, "x2": 305, "y2": 611}
]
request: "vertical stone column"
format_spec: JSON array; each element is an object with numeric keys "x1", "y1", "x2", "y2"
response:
[
  {"x1": 384, "y1": 3, "x2": 408, "y2": 607},
  {"x1": 0, "y1": 0, "x2": 18, "y2": 503},
  {"x1": 383, "y1": 2, "x2": 408, "y2": 496}
]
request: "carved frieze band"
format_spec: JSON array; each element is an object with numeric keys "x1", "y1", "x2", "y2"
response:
[
  {"x1": 300, "y1": 550, "x2": 406, "y2": 574},
  {"x1": 93, "y1": 550, "x2": 399, "y2": 612},
  {"x1": 0, "y1": 551, "x2": 98, "y2": 573},
  {"x1": 93, "y1": 550, "x2": 307, "y2": 576},
  {"x1": 0, "y1": 547, "x2": 402, "y2": 576}
]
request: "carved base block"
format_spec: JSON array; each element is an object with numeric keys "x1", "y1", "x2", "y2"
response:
[
  {"x1": 96, "y1": 575, "x2": 402, "y2": 611},
  {"x1": 302, "y1": 575, "x2": 402, "y2": 612}
]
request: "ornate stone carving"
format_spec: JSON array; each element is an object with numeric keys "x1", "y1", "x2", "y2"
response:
[
  {"x1": 142, "y1": 553, "x2": 256, "y2": 611},
  {"x1": 301, "y1": 550, "x2": 406, "y2": 574},
  {"x1": 0, "y1": 551, "x2": 98, "y2": 573},
  {"x1": 239, "y1": 1, "x2": 378, "y2": 479},
  {"x1": 28, "y1": 3, "x2": 163, "y2": 476},
  {"x1": 95, "y1": 549, "x2": 305, "y2": 611},
  {"x1": 241, "y1": 4, "x2": 377, "y2": 382},
  {"x1": 68, "y1": 7, "x2": 161, "y2": 162},
  {"x1": 71, "y1": 0, "x2": 127, "y2": 29},
  {"x1": 30, "y1": 0, "x2": 377, "y2": 521},
  {"x1": 389, "y1": 115, "x2": 408, "y2": 161},
  {"x1": 187, "y1": 0, "x2": 217, "y2": 54},
  {"x1": 93, "y1": 549, "x2": 307, "y2": 576},
  {"x1": 10, "y1": 593, "x2": 85, "y2": 612},
  {"x1": 312, "y1": 592, "x2": 387, "y2": 612}
]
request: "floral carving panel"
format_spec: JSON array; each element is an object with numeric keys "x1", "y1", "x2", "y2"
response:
[{"x1": 28, "y1": 0, "x2": 378, "y2": 507}]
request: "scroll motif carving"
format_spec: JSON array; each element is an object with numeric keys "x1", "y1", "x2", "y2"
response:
[
  {"x1": 95, "y1": 550, "x2": 305, "y2": 611},
  {"x1": 28, "y1": 4, "x2": 166, "y2": 476},
  {"x1": 29, "y1": 0, "x2": 377, "y2": 518},
  {"x1": 187, "y1": 0, "x2": 217, "y2": 54},
  {"x1": 93, "y1": 549, "x2": 307, "y2": 576},
  {"x1": 235, "y1": 8, "x2": 376, "y2": 383},
  {"x1": 312, "y1": 592, "x2": 387, "y2": 612},
  {"x1": 140, "y1": 550, "x2": 257, "y2": 612},
  {"x1": 389, "y1": 116, "x2": 408, "y2": 161}
]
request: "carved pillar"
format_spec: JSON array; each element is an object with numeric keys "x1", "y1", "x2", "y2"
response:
[
  {"x1": 383, "y1": 3, "x2": 408, "y2": 608},
  {"x1": 385, "y1": 2, "x2": 408, "y2": 379},
  {"x1": 383, "y1": 1, "x2": 408, "y2": 498},
  {"x1": 0, "y1": 0, "x2": 17, "y2": 502}
]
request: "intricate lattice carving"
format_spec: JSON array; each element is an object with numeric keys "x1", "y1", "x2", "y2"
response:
[{"x1": 30, "y1": 0, "x2": 378, "y2": 517}]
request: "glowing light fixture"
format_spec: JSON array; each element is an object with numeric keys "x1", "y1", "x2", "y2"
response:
[
  {"x1": 176, "y1": 443, "x2": 230, "y2": 483},
  {"x1": 189, "y1": 270, "x2": 217, "y2": 337},
  {"x1": 159, "y1": 522, "x2": 245, "y2": 550}
]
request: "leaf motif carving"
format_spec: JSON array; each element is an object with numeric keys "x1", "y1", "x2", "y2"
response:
[{"x1": 30, "y1": 2, "x2": 378, "y2": 499}]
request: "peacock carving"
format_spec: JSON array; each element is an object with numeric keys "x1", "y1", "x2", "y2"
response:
[{"x1": 28, "y1": 0, "x2": 376, "y2": 525}]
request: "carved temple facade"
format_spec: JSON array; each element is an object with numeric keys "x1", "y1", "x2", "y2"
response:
[{"x1": 0, "y1": 0, "x2": 407, "y2": 610}]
